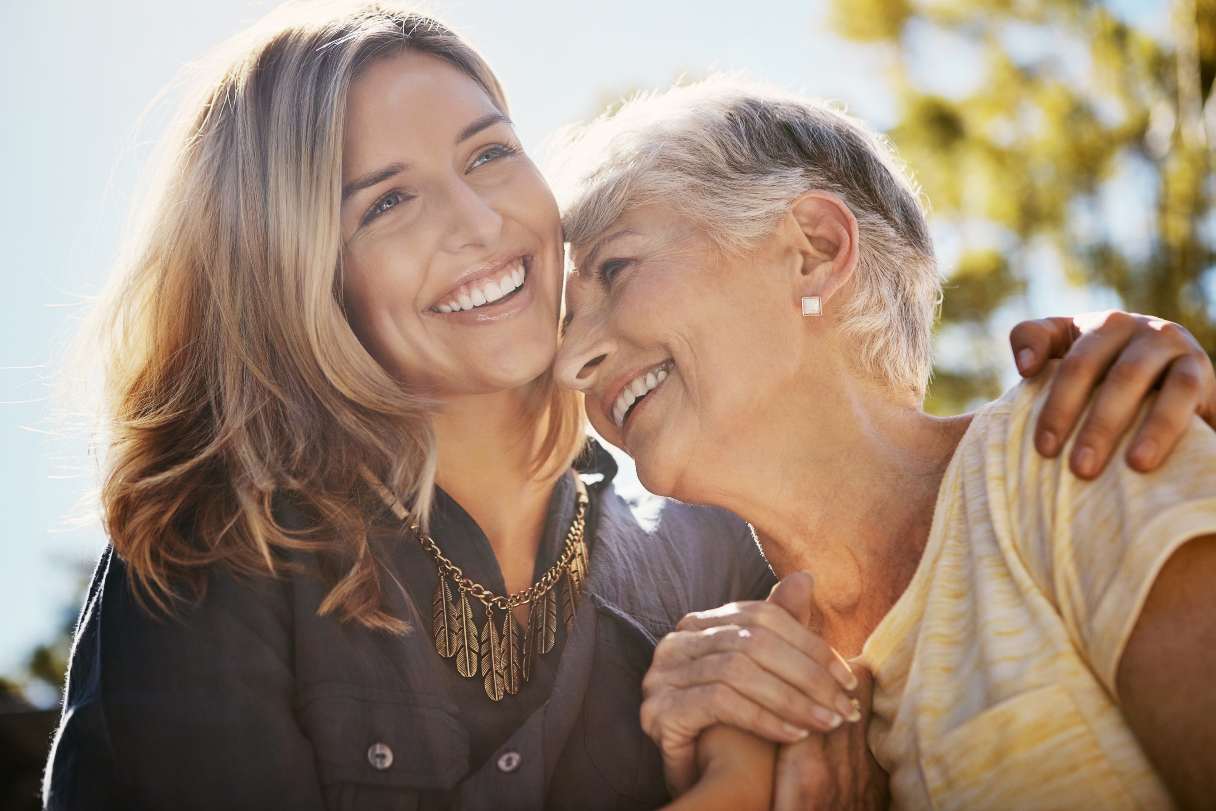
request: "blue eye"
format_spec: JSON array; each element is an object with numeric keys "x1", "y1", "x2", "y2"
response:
[
  {"x1": 469, "y1": 143, "x2": 520, "y2": 171},
  {"x1": 364, "y1": 190, "x2": 411, "y2": 224}
]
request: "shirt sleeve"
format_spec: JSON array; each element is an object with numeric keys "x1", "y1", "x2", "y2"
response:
[
  {"x1": 45, "y1": 547, "x2": 327, "y2": 811},
  {"x1": 1008, "y1": 383, "x2": 1216, "y2": 696}
]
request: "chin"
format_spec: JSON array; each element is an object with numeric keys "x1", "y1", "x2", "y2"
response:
[
  {"x1": 482, "y1": 337, "x2": 557, "y2": 390},
  {"x1": 631, "y1": 443, "x2": 684, "y2": 500}
]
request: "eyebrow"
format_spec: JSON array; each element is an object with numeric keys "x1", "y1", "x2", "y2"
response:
[
  {"x1": 339, "y1": 112, "x2": 513, "y2": 204},
  {"x1": 458, "y1": 111, "x2": 511, "y2": 143},
  {"x1": 341, "y1": 162, "x2": 405, "y2": 203}
]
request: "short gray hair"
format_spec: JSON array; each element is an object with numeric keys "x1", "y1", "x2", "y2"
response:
[{"x1": 550, "y1": 77, "x2": 942, "y2": 396}]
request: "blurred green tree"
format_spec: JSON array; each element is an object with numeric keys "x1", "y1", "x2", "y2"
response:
[{"x1": 830, "y1": 0, "x2": 1215, "y2": 413}]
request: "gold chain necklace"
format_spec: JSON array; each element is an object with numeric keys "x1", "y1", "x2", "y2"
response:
[{"x1": 367, "y1": 472, "x2": 590, "y2": 702}]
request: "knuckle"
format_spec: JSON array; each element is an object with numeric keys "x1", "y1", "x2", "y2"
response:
[
  {"x1": 675, "y1": 611, "x2": 702, "y2": 631},
  {"x1": 658, "y1": 734, "x2": 687, "y2": 759},
  {"x1": 652, "y1": 634, "x2": 675, "y2": 660},
  {"x1": 1100, "y1": 309, "x2": 1134, "y2": 331},
  {"x1": 639, "y1": 698, "x2": 659, "y2": 734},
  {"x1": 641, "y1": 668, "x2": 664, "y2": 697},
  {"x1": 1171, "y1": 364, "x2": 1204, "y2": 394},
  {"x1": 1155, "y1": 320, "x2": 1189, "y2": 344}
]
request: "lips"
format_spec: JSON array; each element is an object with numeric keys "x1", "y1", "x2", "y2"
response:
[{"x1": 429, "y1": 255, "x2": 530, "y2": 314}]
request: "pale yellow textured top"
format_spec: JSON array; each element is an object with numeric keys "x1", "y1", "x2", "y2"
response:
[{"x1": 859, "y1": 373, "x2": 1216, "y2": 811}]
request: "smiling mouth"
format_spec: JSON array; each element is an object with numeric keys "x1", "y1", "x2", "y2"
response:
[
  {"x1": 430, "y1": 256, "x2": 529, "y2": 314},
  {"x1": 611, "y1": 360, "x2": 674, "y2": 429}
]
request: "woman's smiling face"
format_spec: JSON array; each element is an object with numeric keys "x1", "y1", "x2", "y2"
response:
[
  {"x1": 339, "y1": 50, "x2": 565, "y2": 397},
  {"x1": 556, "y1": 204, "x2": 809, "y2": 498}
]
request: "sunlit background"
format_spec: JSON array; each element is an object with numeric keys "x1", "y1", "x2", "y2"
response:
[{"x1": 1, "y1": 0, "x2": 1206, "y2": 723}]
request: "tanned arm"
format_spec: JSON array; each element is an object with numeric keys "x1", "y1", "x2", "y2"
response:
[
  {"x1": 662, "y1": 725, "x2": 776, "y2": 811},
  {"x1": 1116, "y1": 534, "x2": 1216, "y2": 809}
]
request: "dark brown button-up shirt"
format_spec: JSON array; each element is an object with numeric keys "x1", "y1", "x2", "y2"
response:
[{"x1": 45, "y1": 442, "x2": 775, "y2": 810}]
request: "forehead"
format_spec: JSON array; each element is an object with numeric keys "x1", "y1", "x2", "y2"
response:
[
  {"x1": 569, "y1": 205, "x2": 702, "y2": 269},
  {"x1": 343, "y1": 50, "x2": 498, "y2": 167}
]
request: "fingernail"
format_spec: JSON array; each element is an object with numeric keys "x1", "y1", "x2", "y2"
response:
[
  {"x1": 782, "y1": 723, "x2": 810, "y2": 741},
  {"x1": 1016, "y1": 348, "x2": 1035, "y2": 373},
  {"x1": 1074, "y1": 445, "x2": 1096, "y2": 478},
  {"x1": 811, "y1": 706, "x2": 843, "y2": 729},
  {"x1": 830, "y1": 660, "x2": 858, "y2": 691},
  {"x1": 836, "y1": 695, "x2": 861, "y2": 723},
  {"x1": 1130, "y1": 439, "x2": 1158, "y2": 469},
  {"x1": 1039, "y1": 430, "x2": 1058, "y2": 455}
]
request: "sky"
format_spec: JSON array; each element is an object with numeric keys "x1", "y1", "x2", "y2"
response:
[{"x1": 0, "y1": 0, "x2": 1169, "y2": 690}]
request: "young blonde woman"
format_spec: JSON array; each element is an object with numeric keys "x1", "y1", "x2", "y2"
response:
[
  {"x1": 44, "y1": 5, "x2": 1215, "y2": 811},
  {"x1": 555, "y1": 78, "x2": 1216, "y2": 809}
]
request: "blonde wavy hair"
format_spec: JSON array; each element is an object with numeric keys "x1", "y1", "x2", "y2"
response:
[{"x1": 98, "y1": 2, "x2": 584, "y2": 633}]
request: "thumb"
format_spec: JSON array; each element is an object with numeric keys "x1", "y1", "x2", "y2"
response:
[{"x1": 768, "y1": 571, "x2": 816, "y2": 627}]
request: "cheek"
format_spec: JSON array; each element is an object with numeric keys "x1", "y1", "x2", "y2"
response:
[{"x1": 340, "y1": 245, "x2": 427, "y2": 367}]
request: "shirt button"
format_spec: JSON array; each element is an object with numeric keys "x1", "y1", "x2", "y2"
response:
[
  {"x1": 367, "y1": 742, "x2": 394, "y2": 771},
  {"x1": 496, "y1": 750, "x2": 522, "y2": 773}
]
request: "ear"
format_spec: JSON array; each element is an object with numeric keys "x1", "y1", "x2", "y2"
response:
[{"x1": 785, "y1": 192, "x2": 859, "y2": 306}]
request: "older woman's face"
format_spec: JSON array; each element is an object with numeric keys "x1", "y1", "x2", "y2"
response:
[
  {"x1": 340, "y1": 50, "x2": 564, "y2": 397},
  {"x1": 556, "y1": 205, "x2": 807, "y2": 496}
]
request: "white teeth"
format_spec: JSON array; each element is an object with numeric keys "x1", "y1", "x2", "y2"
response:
[
  {"x1": 611, "y1": 362, "x2": 672, "y2": 429},
  {"x1": 433, "y1": 259, "x2": 527, "y2": 313}
]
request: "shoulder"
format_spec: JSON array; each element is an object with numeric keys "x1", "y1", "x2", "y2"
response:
[
  {"x1": 973, "y1": 365, "x2": 1216, "y2": 542},
  {"x1": 594, "y1": 477, "x2": 754, "y2": 570},
  {"x1": 959, "y1": 368, "x2": 1216, "y2": 680},
  {"x1": 589, "y1": 477, "x2": 772, "y2": 635},
  {"x1": 77, "y1": 542, "x2": 307, "y2": 704}
]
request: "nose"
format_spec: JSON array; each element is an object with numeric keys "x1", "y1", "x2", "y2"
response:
[
  {"x1": 441, "y1": 178, "x2": 503, "y2": 253},
  {"x1": 555, "y1": 309, "x2": 616, "y2": 394}
]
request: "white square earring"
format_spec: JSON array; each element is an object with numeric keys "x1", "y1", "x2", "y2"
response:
[{"x1": 801, "y1": 295, "x2": 822, "y2": 317}]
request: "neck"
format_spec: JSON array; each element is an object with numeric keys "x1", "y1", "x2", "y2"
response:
[
  {"x1": 689, "y1": 371, "x2": 971, "y2": 656},
  {"x1": 432, "y1": 384, "x2": 564, "y2": 593}
]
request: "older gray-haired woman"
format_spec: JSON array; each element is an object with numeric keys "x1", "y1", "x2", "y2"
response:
[{"x1": 554, "y1": 79, "x2": 1216, "y2": 809}]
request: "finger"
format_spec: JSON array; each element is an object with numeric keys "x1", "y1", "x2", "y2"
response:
[
  {"x1": 675, "y1": 601, "x2": 752, "y2": 631},
  {"x1": 678, "y1": 601, "x2": 854, "y2": 688},
  {"x1": 1127, "y1": 354, "x2": 1208, "y2": 471},
  {"x1": 1035, "y1": 313, "x2": 1139, "y2": 456},
  {"x1": 768, "y1": 570, "x2": 816, "y2": 629},
  {"x1": 1009, "y1": 316, "x2": 1077, "y2": 377},
  {"x1": 667, "y1": 651, "x2": 853, "y2": 732},
  {"x1": 1067, "y1": 340, "x2": 1178, "y2": 478},
  {"x1": 651, "y1": 623, "x2": 855, "y2": 705},
  {"x1": 773, "y1": 737, "x2": 829, "y2": 811},
  {"x1": 640, "y1": 684, "x2": 811, "y2": 755},
  {"x1": 659, "y1": 735, "x2": 698, "y2": 797},
  {"x1": 652, "y1": 623, "x2": 859, "y2": 716}
]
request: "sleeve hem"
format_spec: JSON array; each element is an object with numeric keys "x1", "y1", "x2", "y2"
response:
[{"x1": 1091, "y1": 496, "x2": 1216, "y2": 695}]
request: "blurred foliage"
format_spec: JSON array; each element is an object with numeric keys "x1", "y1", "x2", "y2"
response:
[
  {"x1": 829, "y1": 0, "x2": 1215, "y2": 412},
  {"x1": 5, "y1": 586, "x2": 79, "y2": 709}
]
